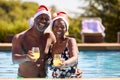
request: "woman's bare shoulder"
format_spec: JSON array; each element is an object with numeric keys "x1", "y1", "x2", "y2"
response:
[{"x1": 67, "y1": 37, "x2": 76, "y2": 43}]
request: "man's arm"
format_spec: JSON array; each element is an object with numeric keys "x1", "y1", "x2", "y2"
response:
[{"x1": 12, "y1": 34, "x2": 29, "y2": 64}]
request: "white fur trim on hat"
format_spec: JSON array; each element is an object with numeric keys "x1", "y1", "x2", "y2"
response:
[
  {"x1": 34, "y1": 10, "x2": 51, "y2": 19},
  {"x1": 28, "y1": 17, "x2": 34, "y2": 28},
  {"x1": 52, "y1": 16, "x2": 69, "y2": 31}
]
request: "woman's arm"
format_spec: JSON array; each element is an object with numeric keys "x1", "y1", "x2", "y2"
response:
[{"x1": 63, "y1": 37, "x2": 78, "y2": 65}]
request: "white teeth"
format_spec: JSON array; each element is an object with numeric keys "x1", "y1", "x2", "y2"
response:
[
  {"x1": 57, "y1": 32, "x2": 61, "y2": 34},
  {"x1": 39, "y1": 23, "x2": 45, "y2": 27}
]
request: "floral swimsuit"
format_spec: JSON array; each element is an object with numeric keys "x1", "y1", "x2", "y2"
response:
[{"x1": 47, "y1": 47, "x2": 78, "y2": 78}]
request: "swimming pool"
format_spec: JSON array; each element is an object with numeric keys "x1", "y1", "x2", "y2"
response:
[{"x1": 0, "y1": 50, "x2": 120, "y2": 78}]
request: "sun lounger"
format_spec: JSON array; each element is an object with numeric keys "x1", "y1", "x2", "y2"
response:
[{"x1": 81, "y1": 17, "x2": 105, "y2": 43}]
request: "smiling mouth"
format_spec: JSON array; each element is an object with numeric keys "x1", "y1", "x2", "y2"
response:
[
  {"x1": 35, "y1": 22, "x2": 47, "y2": 32},
  {"x1": 38, "y1": 23, "x2": 45, "y2": 28},
  {"x1": 56, "y1": 32, "x2": 62, "y2": 35}
]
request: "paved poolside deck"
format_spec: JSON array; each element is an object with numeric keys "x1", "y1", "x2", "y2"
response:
[{"x1": 0, "y1": 43, "x2": 120, "y2": 50}]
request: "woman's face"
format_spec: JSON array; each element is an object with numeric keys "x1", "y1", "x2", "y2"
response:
[
  {"x1": 34, "y1": 13, "x2": 50, "y2": 32},
  {"x1": 52, "y1": 18, "x2": 67, "y2": 38}
]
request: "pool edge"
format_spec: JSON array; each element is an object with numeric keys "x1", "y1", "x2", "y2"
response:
[{"x1": 0, "y1": 43, "x2": 120, "y2": 50}]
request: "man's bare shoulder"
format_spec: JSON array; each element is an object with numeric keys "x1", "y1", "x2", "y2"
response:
[
  {"x1": 45, "y1": 30, "x2": 54, "y2": 37},
  {"x1": 12, "y1": 30, "x2": 27, "y2": 43},
  {"x1": 45, "y1": 30, "x2": 56, "y2": 43}
]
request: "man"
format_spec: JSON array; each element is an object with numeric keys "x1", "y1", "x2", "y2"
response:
[
  {"x1": 12, "y1": 5, "x2": 82, "y2": 78},
  {"x1": 12, "y1": 5, "x2": 55, "y2": 78}
]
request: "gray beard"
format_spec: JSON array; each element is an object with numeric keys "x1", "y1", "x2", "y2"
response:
[{"x1": 37, "y1": 25, "x2": 46, "y2": 32}]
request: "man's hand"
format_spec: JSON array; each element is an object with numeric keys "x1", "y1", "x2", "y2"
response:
[
  {"x1": 27, "y1": 50, "x2": 38, "y2": 62},
  {"x1": 75, "y1": 68, "x2": 82, "y2": 78}
]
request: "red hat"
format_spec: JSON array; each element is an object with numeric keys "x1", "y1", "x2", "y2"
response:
[
  {"x1": 52, "y1": 11, "x2": 69, "y2": 31},
  {"x1": 34, "y1": 5, "x2": 51, "y2": 19}
]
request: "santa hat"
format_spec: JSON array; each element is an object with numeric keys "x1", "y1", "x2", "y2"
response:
[
  {"x1": 34, "y1": 5, "x2": 51, "y2": 19},
  {"x1": 51, "y1": 11, "x2": 69, "y2": 31}
]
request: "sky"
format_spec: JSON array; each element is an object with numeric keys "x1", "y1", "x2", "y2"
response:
[{"x1": 21, "y1": 0, "x2": 88, "y2": 17}]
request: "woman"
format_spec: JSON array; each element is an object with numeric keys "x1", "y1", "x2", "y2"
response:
[{"x1": 47, "y1": 11, "x2": 80, "y2": 78}]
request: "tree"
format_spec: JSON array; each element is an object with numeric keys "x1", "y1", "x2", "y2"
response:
[
  {"x1": 0, "y1": 0, "x2": 38, "y2": 42},
  {"x1": 69, "y1": 16, "x2": 82, "y2": 43}
]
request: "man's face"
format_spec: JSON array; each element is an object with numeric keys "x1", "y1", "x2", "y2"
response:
[{"x1": 34, "y1": 13, "x2": 50, "y2": 32}]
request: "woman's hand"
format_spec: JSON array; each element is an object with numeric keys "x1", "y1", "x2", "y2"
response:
[{"x1": 62, "y1": 60, "x2": 69, "y2": 67}]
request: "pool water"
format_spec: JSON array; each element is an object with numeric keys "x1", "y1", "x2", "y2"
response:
[
  {"x1": 0, "y1": 50, "x2": 120, "y2": 78},
  {"x1": 0, "y1": 51, "x2": 18, "y2": 78},
  {"x1": 78, "y1": 50, "x2": 120, "y2": 78}
]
